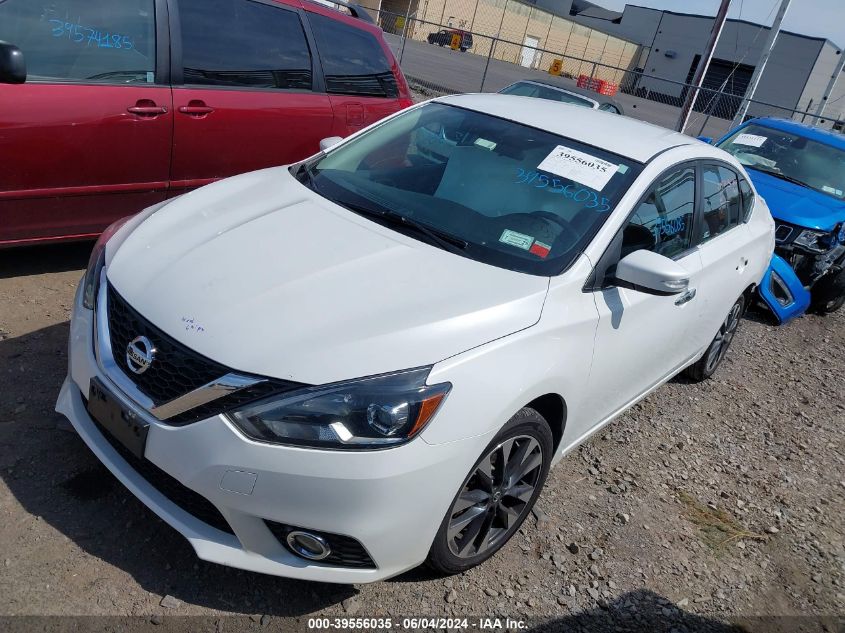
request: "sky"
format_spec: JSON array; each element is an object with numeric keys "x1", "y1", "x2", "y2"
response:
[{"x1": 594, "y1": 0, "x2": 845, "y2": 47}]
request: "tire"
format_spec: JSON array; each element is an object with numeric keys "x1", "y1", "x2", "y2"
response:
[
  {"x1": 460, "y1": 47, "x2": 467, "y2": 52},
  {"x1": 426, "y1": 407, "x2": 553, "y2": 575},
  {"x1": 810, "y1": 268, "x2": 845, "y2": 314},
  {"x1": 685, "y1": 294, "x2": 745, "y2": 382}
]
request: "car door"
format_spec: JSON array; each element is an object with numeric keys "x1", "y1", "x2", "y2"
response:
[
  {"x1": 693, "y1": 162, "x2": 755, "y2": 343},
  {"x1": 304, "y1": 8, "x2": 407, "y2": 137},
  {"x1": 0, "y1": 0, "x2": 172, "y2": 245},
  {"x1": 585, "y1": 163, "x2": 705, "y2": 426},
  {"x1": 168, "y1": 0, "x2": 334, "y2": 194}
]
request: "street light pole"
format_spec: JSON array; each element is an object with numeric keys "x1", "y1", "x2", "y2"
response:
[
  {"x1": 732, "y1": 0, "x2": 792, "y2": 126},
  {"x1": 676, "y1": 0, "x2": 731, "y2": 133}
]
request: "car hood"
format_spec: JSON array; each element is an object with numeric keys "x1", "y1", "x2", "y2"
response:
[
  {"x1": 106, "y1": 167, "x2": 550, "y2": 385},
  {"x1": 748, "y1": 169, "x2": 845, "y2": 231}
]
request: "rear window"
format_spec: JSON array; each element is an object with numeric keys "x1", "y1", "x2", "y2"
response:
[
  {"x1": 501, "y1": 82, "x2": 596, "y2": 109},
  {"x1": 308, "y1": 12, "x2": 398, "y2": 98}
]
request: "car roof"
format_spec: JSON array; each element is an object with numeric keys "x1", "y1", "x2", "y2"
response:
[
  {"x1": 434, "y1": 93, "x2": 694, "y2": 162},
  {"x1": 745, "y1": 117, "x2": 845, "y2": 151}
]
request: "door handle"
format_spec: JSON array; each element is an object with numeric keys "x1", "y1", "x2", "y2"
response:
[
  {"x1": 178, "y1": 101, "x2": 214, "y2": 117},
  {"x1": 674, "y1": 288, "x2": 697, "y2": 306},
  {"x1": 127, "y1": 100, "x2": 168, "y2": 116}
]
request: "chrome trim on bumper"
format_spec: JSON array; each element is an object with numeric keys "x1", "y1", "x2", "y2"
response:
[{"x1": 93, "y1": 269, "x2": 264, "y2": 421}]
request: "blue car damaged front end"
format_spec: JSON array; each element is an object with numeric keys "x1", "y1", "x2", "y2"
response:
[{"x1": 713, "y1": 118, "x2": 845, "y2": 322}]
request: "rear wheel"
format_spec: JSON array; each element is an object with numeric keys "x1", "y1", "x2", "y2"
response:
[
  {"x1": 685, "y1": 295, "x2": 745, "y2": 382},
  {"x1": 426, "y1": 408, "x2": 553, "y2": 575}
]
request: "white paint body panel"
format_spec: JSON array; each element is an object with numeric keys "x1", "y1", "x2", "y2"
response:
[{"x1": 57, "y1": 96, "x2": 774, "y2": 582}]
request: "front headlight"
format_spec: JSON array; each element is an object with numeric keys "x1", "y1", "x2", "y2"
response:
[
  {"x1": 792, "y1": 229, "x2": 829, "y2": 253},
  {"x1": 227, "y1": 368, "x2": 451, "y2": 450},
  {"x1": 81, "y1": 216, "x2": 132, "y2": 309}
]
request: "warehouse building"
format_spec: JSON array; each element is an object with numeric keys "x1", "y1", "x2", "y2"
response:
[
  {"x1": 530, "y1": 0, "x2": 845, "y2": 121},
  {"x1": 364, "y1": 0, "x2": 844, "y2": 123}
]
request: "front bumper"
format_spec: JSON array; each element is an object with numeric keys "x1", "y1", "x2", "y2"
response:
[{"x1": 56, "y1": 281, "x2": 490, "y2": 583}]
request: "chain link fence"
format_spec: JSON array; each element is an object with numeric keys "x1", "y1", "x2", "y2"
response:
[{"x1": 374, "y1": 9, "x2": 843, "y2": 139}]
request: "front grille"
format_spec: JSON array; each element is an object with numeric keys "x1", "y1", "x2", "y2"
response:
[
  {"x1": 265, "y1": 521, "x2": 376, "y2": 569},
  {"x1": 106, "y1": 286, "x2": 303, "y2": 423},
  {"x1": 85, "y1": 398, "x2": 235, "y2": 536},
  {"x1": 108, "y1": 287, "x2": 232, "y2": 404},
  {"x1": 775, "y1": 223, "x2": 794, "y2": 243}
]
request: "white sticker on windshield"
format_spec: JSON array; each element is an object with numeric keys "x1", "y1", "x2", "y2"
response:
[
  {"x1": 537, "y1": 145, "x2": 617, "y2": 191},
  {"x1": 822, "y1": 185, "x2": 843, "y2": 196},
  {"x1": 733, "y1": 133, "x2": 767, "y2": 147},
  {"x1": 499, "y1": 229, "x2": 534, "y2": 250}
]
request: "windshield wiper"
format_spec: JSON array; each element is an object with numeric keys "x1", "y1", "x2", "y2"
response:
[
  {"x1": 748, "y1": 166, "x2": 810, "y2": 188},
  {"x1": 337, "y1": 200, "x2": 468, "y2": 255}
]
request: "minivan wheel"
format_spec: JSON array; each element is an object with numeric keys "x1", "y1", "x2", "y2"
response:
[
  {"x1": 685, "y1": 294, "x2": 745, "y2": 382},
  {"x1": 426, "y1": 408, "x2": 553, "y2": 575}
]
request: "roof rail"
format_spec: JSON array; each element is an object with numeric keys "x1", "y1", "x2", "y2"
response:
[{"x1": 309, "y1": 0, "x2": 376, "y2": 24}]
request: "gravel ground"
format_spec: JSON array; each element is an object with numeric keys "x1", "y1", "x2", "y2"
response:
[{"x1": 0, "y1": 242, "x2": 843, "y2": 633}]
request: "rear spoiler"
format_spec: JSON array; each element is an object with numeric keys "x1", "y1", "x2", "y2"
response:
[{"x1": 305, "y1": 0, "x2": 376, "y2": 24}]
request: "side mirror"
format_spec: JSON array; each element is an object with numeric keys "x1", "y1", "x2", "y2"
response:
[
  {"x1": 614, "y1": 249, "x2": 689, "y2": 295},
  {"x1": 0, "y1": 41, "x2": 26, "y2": 84},
  {"x1": 319, "y1": 136, "x2": 343, "y2": 151},
  {"x1": 697, "y1": 135, "x2": 713, "y2": 144}
]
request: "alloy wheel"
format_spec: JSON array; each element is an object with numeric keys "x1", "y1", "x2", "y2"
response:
[
  {"x1": 705, "y1": 301, "x2": 742, "y2": 374},
  {"x1": 447, "y1": 435, "x2": 543, "y2": 559}
]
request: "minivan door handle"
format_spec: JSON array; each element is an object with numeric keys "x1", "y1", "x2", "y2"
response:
[
  {"x1": 674, "y1": 288, "x2": 697, "y2": 306},
  {"x1": 178, "y1": 100, "x2": 214, "y2": 117},
  {"x1": 127, "y1": 99, "x2": 168, "y2": 117}
]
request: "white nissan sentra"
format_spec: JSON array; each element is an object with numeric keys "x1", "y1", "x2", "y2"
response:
[{"x1": 56, "y1": 94, "x2": 774, "y2": 583}]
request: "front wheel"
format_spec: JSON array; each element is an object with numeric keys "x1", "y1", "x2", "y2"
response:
[
  {"x1": 426, "y1": 408, "x2": 553, "y2": 575},
  {"x1": 811, "y1": 268, "x2": 845, "y2": 314},
  {"x1": 685, "y1": 294, "x2": 745, "y2": 382}
]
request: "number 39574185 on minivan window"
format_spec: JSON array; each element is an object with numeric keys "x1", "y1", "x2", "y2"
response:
[{"x1": 56, "y1": 94, "x2": 775, "y2": 583}]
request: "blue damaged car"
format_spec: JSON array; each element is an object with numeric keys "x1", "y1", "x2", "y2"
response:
[{"x1": 712, "y1": 118, "x2": 845, "y2": 321}]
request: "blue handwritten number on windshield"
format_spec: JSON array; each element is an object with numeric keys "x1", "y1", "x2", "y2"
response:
[{"x1": 515, "y1": 168, "x2": 611, "y2": 212}]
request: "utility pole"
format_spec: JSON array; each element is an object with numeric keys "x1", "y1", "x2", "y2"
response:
[
  {"x1": 676, "y1": 0, "x2": 731, "y2": 133},
  {"x1": 732, "y1": 0, "x2": 792, "y2": 126},
  {"x1": 813, "y1": 50, "x2": 845, "y2": 122}
]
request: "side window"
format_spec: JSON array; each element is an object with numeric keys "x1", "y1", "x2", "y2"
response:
[
  {"x1": 0, "y1": 0, "x2": 155, "y2": 83},
  {"x1": 599, "y1": 103, "x2": 620, "y2": 114},
  {"x1": 178, "y1": 0, "x2": 312, "y2": 90},
  {"x1": 701, "y1": 165, "x2": 742, "y2": 241},
  {"x1": 308, "y1": 12, "x2": 398, "y2": 98},
  {"x1": 621, "y1": 166, "x2": 696, "y2": 259},
  {"x1": 739, "y1": 176, "x2": 755, "y2": 222}
]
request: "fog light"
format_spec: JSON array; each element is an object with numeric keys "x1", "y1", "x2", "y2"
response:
[{"x1": 286, "y1": 530, "x2": 331, "y2": 560}]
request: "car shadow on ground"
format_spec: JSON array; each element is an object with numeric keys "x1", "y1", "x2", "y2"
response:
[
  {"x1": 0, "y1": 241, "x2": 94, "y2": 279},
  {"x1": 0, "y1": 323, "x2": 356, "y2": 617},
  {"x1": 526, "y1": 589, "x2": 830, "y2": 633}
]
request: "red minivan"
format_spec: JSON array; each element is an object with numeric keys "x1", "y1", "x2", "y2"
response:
[{"x1": 0, "y1": 0, "x2": 412, "y2": 246}]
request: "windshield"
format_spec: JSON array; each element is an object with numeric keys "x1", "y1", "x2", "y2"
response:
[
  {"x1": 717, "y1": 124, "x2": 845, "y2": 200},
  {"x1": 298, "y1": 102, "x2": 642, "y2": 275},
  {"x1": 500, "y1": 82, "x2": 595, "y2": 109}
]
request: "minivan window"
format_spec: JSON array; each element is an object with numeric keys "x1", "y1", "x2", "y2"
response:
[
  {"x1": 299, "y1": 102, "x2": 643, "y2": 276},
  {"x1": 0, "y1": 0, "x2": 155, "y2": 83},
  {"x1": 179, "y1": 0, "x2": 312, "y2": 90},
  {"x1": 717, "y1": 123, "x2": 845, "y2": 200},
  {"x1": 308, "y1": 12, "x2": 398, "y2": 97}
]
